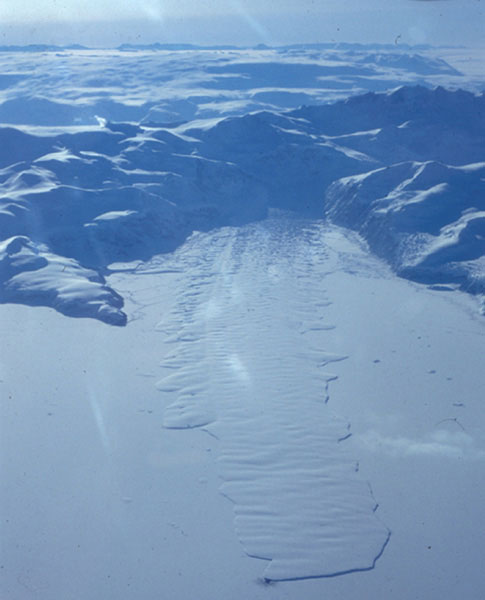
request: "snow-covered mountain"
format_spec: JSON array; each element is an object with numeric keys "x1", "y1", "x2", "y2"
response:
[
  {"x1": 1, "y1": 83, "x2": 484, "y2": 323},
  {"x1": 326, "y1": 161, "x2": 485, "y2": 293}
]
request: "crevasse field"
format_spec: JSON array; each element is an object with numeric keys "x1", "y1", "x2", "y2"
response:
[{"x1": 1, "y1": 44, "x2": 485, "y2": 599}]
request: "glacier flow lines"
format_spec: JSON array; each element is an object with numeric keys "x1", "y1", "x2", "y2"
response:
[{"x1": 154, "y1": 215, "x2": 390, "y2": 581}]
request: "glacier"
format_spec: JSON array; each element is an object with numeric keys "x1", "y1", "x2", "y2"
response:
[
  {"x1": 1, "y1": 44, "x2": 485, "y2": 599},
  {"x1": 1, "y1": 76, "x2": 484, "y2": 323}
]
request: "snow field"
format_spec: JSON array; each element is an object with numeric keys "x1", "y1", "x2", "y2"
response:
[{"x1": 2, "y1": 217, "x2": 485, "y2": 598}]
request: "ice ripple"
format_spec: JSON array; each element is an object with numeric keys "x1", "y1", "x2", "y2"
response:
[{"x1": 156, "y1": 217, "x2": 390, "y2": 580}]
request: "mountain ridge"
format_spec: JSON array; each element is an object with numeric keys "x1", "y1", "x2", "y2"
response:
[{"x1": 1, "y1": 85, "x2": 483, "y2": 323}]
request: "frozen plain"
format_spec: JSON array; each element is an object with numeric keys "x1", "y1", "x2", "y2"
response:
[{"x1": 1, "y1": 44, "x2": 485, "y2": 599}]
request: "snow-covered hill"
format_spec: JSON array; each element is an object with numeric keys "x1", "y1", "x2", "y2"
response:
[
  {"x1": 326, "y1": 161, "x2": 485, "y2": 294},
  {"x1": 1, "y1": 82, "x2": 484, "y2": 323}
]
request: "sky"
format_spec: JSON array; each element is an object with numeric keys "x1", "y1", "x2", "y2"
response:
[{"x1": 0, "y1": 0, "x2": 483, "y2": 48}]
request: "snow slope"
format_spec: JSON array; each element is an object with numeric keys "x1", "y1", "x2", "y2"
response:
[{"x1": 326, "y1": 161, "x2": 485, "y2": 294}]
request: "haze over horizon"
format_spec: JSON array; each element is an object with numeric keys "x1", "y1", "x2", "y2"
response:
[{"x1": 0, "y1": 0, "x2": 484, "y2": 48}]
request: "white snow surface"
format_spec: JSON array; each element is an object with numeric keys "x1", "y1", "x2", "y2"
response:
[
  {"x1": 1, "y1": 44, "x2": 485, "y2": 598},
  {"x1": 0, "y1": 45, "x2": 472, "y2": 127},
  {"x1": 2, "y1": 218, "x2": 485, "y2": 599}
]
